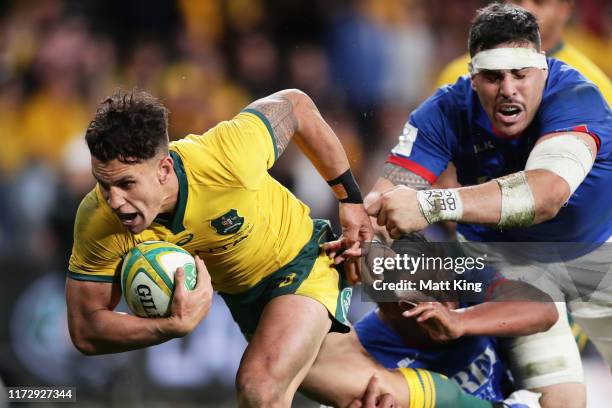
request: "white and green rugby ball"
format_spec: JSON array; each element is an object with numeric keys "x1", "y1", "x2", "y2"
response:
[{"x1": 121, "y1": 241, "x2": 197, "y2": 317}]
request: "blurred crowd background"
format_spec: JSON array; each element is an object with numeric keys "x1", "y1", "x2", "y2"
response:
[{"x1": 0, "y1": 0, "x2": 610, "y2": 407}]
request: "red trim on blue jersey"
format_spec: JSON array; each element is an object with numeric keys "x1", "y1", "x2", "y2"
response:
[
  {"x1": 491, "y1": 124, "x2": 522, "y2": 140},
  {"x1": 386, "y1": 155, "x2": 438, "y2": 184},
  {"x1": 544, "y1": 124, "x2": 601, "y2": 152},
  {"x1": 571, "y1": 124, "x2": 601, "y2": 152},
  {"x1": 484, "y1": 277, "x2": 510, "y2": 302}
]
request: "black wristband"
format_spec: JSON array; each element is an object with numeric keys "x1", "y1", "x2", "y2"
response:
[{"x1": 326, "y1": 169, "x2": 363, "y2": 204}]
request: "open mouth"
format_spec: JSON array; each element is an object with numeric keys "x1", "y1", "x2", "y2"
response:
[
  {"x1": 495, "y1": 104, "x2": 523, "y2": 125},
  {"x1": 117, "y1": 212, "x2": 138, "y2": 225}
]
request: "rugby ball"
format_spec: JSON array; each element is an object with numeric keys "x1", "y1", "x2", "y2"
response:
[{"x1": 121, "y1": 241, "x2": 197, "y2": 317}]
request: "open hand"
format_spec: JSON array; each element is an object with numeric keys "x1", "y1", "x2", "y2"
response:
[{"x1": 402, "y1": 302, "x2": 465, "y2": 342}]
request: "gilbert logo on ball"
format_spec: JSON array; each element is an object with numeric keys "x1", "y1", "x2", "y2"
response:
[{"x1": 121, "y1": 241, "x2": 197, "y2": 317}]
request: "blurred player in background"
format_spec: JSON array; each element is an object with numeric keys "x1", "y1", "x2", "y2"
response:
[
  {"x1": 65, "y1": 88, "x2": 514, "y2": 407},
  {"x1": 365, "y1": 3, "x2": 611, "y2": 407}
]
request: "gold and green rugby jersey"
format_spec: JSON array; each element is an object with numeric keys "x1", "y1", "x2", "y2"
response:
[{"x1": 68, "y1": 110, "x2": 314, "y2": 294}]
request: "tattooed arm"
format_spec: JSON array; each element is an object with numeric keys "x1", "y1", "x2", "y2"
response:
[
  {"x1": 245, "y1": 89, "x2": 352, "y2": 183},
  {"x1": 246, "y1": 89, "x2": 372, "y2": 248}
]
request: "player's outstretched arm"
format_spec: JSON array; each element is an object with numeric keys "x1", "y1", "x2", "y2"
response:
[
  {"x1": 66, "y1": 256, "x2": 212, "y2": 355},
  {"x1": 403, "y1": 299, "x2": 558, "y2": 342},
  {"x1": 246, "y1": 89, "x2": 372, "y2": 249},
  {"x1": 366, "y1": 132, "x2": 596, "y2": 238}
]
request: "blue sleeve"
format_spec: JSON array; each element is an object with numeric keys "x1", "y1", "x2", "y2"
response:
[
  {"x1": 387, "y1": 91, "x2": 455, "y2": 183},
  {"x1": 539, "y1": 81, "x2": 612, "y2": 159}
]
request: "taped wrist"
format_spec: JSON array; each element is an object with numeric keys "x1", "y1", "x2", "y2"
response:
[
  {"x1": 416, "y1": 189, "x2": 464, "y2": 224},
  {"x1": 327, "y1": 169, "x2": 363, "y2": 204},
  {"x1": 496, "y1": 171, "x2": 535, "y2": 228}
]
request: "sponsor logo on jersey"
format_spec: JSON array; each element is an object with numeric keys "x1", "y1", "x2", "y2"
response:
[
  {"x1": 278, "y1": 272, "x2": 297, "y2": 288},
  {"x1": 391, "y1": 123, "x2": 419, "y2": 158},
  {"x1": 473, "y1": 140, "x2": 495, "y2": 154},
  {"x1": 211, "y1": 209, "x2": 244, "y2": 235},
  {"x1": 176, "y1": 233, "x2": 194, "y2": 246},
  {"x1": 339, "y1": 287, "x2": 353, "y2": 323}
]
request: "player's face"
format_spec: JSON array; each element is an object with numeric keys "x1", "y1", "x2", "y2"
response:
[
  {"x1": 471, "y1": 43, "x2": 548, "y2": 138},
  {"x1": 91, "y1": 154, "x2": 173, "y2": 234}
]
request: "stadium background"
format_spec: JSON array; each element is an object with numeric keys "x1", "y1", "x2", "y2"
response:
[{"x1": 0, "y1": 0, "x2": 609, "y2": 406}]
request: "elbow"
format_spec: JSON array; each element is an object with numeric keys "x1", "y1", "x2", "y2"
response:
[
  {"x1": 71, "y1": 334, "x2": 99, "y2": 356},
  {"x1": 536, "y1": 202, "x2": 563, "y2": 223},
  {"x1": 534, "y1": 175, "x2": 569, "y2": 223},
  {"x1": 68, "y1": 321, "x2": 103, "y2": 356},
  {"x1": 282, "y1": 88, "x2": 310, "y2": 104},
  {"x1": 534, "y1": 302, "x2": 559, "y2": 333},
  {"x1": 280, "y1": 88, "x2": 316, "y2": 118}
]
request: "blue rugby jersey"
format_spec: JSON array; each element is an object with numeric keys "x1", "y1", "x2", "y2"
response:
[
  {"x1": 354, "y1": 310, "x2": 513, "y2": 401},
  {"x1": 387, "y1": 58, "x2": 612, "y2": 243}
]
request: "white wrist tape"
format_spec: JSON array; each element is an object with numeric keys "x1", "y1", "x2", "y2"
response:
[
  {"x1": 525, "y1": 135, "x2": 594, "y2": 195},
  {"x1": 416, "y1": 189, "x2": 464, "y2": 224},
  {"x1": 468, "y1": 47, "x2": 547, "y2": 75},
  {"x1": 496, "y1": 171, "x2": 536, "y2": 228}
]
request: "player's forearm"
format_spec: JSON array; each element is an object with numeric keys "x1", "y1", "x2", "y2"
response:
[
  {"x1": 69, "y1": 309, "x2": 178, "y2": 355},
  {"x1": 290, "y1": 92, "x2": 351, "y2": 180},
  {"x1": 452, "y1": 169, "x2": 568, "y2": 225},
  {"x1": 458, "y1": 301, "x2": 558, "y2": 337}
]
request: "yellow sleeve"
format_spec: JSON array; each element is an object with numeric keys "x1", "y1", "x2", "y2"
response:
[
  {"x1": 558, "y1": 44, "x2": 612, "y2": 106},
  {"x1": 68, "y1": 188, "x2": 128, "y2": 283},
  {"x1": 174, "y1": 110, "x2": 277, "y2": 190},
  {"x1": 434, "y1": 54, "x2": 471, "y2": 88}
]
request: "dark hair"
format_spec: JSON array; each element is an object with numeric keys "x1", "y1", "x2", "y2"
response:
[
  {"x1": 468, "y1": 3, "x2": 541, "y2": 57},
  {"x1": 85, "y1": 89, "x2": 169, "y2": 163}
]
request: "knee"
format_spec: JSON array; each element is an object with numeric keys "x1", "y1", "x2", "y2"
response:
[{"x1": 236, "y1": 366, "x2": 285, "y2": 407}]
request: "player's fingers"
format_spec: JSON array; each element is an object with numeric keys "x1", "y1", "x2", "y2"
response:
[
  {"x1": 360, "y1": 219, "x2": 374, "y2": 241},
  {"x1": 322, "y1": 239, "x2": 343, "y2": 257},
  {"x1": 194, "y1": 256, "x2": 211, "y2": 289},
  {"x1": 388, "y1": 226, "x2": 403, "y2": 240},
  {"x1": 402, "y1": 303, "x2": 431, "y2": 318},
  {"x1": 376, "y1": 206, "x2": 388, "y2": 228},
  {"x1": 363, "y1": 191, "x2": 381, "y2": 210},
  {"x1": 378, "y1": 393, "x2": 396, "y2": 408},
  {"x1": 416, "y1": 309, "x2": 437, "y2": 323},
  {"x1": 361, "y1": 374, "x2": 379, "y2": 407},
  {"x1": 344, "y1": 226, "x2": 360, "y2": 249},
  {"x1": 173, "y1": 267, "x2": 186, "y2": 298},
  {"x1": 344, "y1": 242, "x2": 362, "y2": 258},
  {"x1": 347, "y1": 400, "x2": 362, "y2": 408},
  {"x1": 365, "y1": 195, "x2": 383, "y2": 217}
]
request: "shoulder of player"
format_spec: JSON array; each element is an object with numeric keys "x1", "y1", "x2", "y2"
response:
[
  {"x1": 170, "y1": 111, "x2": 271, "y2": 155},
  {"x1": 543, "y1": 60, "x2": 604, "y2": 103},
  {"x1": 413, "y1": 79, "x2": 470, "y2": 125},
  {"x1": 74, "y1": 187, "x2": 124, "y2": 238}
]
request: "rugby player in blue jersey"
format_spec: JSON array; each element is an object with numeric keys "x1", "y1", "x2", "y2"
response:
[
  {"x1": 363, "y1": 3, "x2": 611, "y2": 408},
  {"x1": 354, "y1": 234, "x2": 556, "y2": 405}
]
